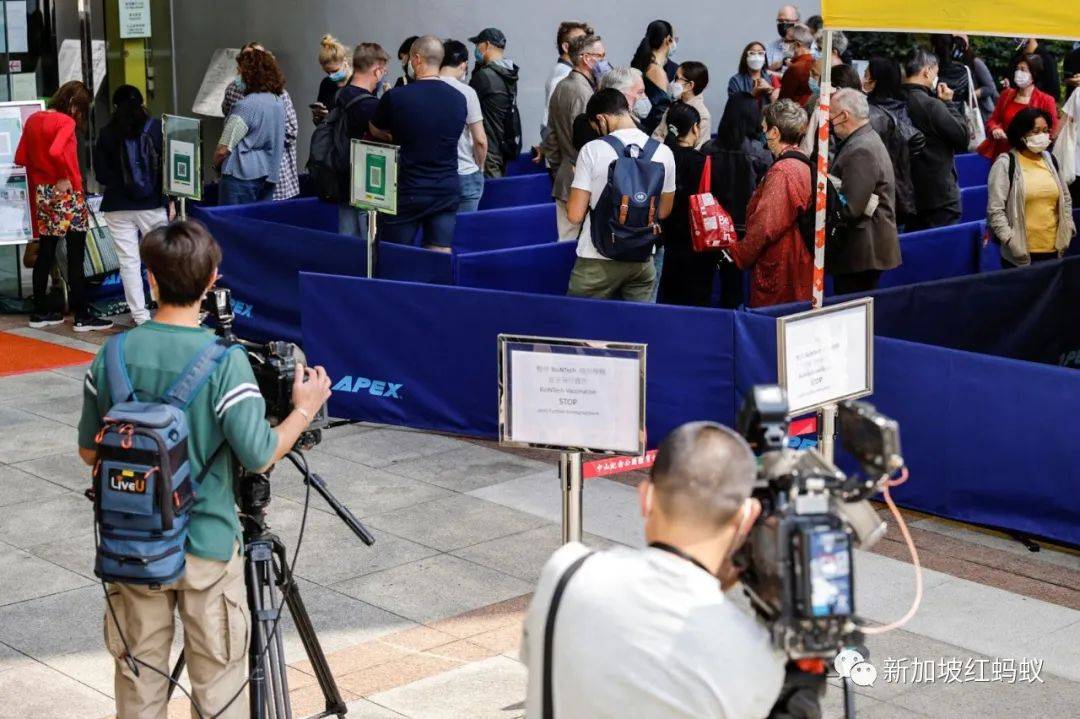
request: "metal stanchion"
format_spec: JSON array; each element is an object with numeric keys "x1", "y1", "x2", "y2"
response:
[
  {"x1": 818, "y1": 403, "x2": 838, "y2": 463},
  {"x1": 178, "y1": 196, "x2": 187, "y2": 222},
  {"x1": 559, "y1": 451, "x2": 583, "y2": 544},
  {"x1": 366, "y1": 209, "x2": 377, "y2": 278}
]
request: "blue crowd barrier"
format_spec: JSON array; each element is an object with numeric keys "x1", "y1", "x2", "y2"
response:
[
  {"x1": 477, "y1": 173, "x2": 552, "y2": 211},
  {"x1": 877, "y1": 221, "x2": 983, "y2": 290},
  {"x1": 452, "y1": 203, "x2": 556, "y2": 253},
  {"x1": 960, "y1": 185, "x2": 989, "y2": 224},
  {"x1": 208, "y1": 197, "x2": 338, "y2": 233},
  {"x1": 455, "y1": 241, "x2": 577, "y2": 294},
  {"x1": 505, "y1": 152, "x2": 548, "y2": 177},
  {"x1": 299, "y1": 274, "x2": 739, "y2": 443},
  {"x1": 197, "y1": 174, "x2": 317, "y2": 208},
  {"x1": 955, "y1": 153, "x2": 992, "y2": 189}
]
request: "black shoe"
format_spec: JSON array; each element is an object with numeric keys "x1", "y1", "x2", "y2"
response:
[
  {"x1": 73, "y1": 316, "x2": 114, "y2": 333},
  {"x1": 28, "y1": 312, "x2": 64, "y2": 329}
]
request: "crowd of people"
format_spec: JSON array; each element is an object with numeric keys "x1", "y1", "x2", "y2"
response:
[{"x1": 13, "y1": 11, "x2": 1080, "y2": 331}]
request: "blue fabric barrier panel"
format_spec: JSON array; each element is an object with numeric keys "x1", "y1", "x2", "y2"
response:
[
  {"x1": 378, "y1": 242, "x2": 454, "y2": 285},
  {"x1": 199, "y1": 197, "x2": 338, "y2": 233},
  {"x1": 299, "y1": 274, "x2": 738, "y2": 444},
  {"x1": 506, "y1": 152, "x2": 548, "y2": 176},
  {"x1": 955, "y1": 153, "x2": 991, "y2": 189},
  {"x1": 877, "y1": 221, "x2": 982, "y2": 290},
  {"x1": 452, "y1": 203, "x2": 556, "y2": 254},
  {"x1": 455, "y1": 241, "x2": 577, "y2": 294},
  {"x1": 476, "y1": 173, "x2": 553, "y2": 211},
  {"x1": 960, "y1": 185, "x2": 988, "y2": 224}
]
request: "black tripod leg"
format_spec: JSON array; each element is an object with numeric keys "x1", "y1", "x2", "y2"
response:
[
  {"x1": 272, "y1": 537, "x2": 348, "y2": 718},
  {"x1": 166, "y1": 652, "x2": 185, "y2": 701},
  {"x1": 843, "y1": 676, "x2": 856, "y2": 719}
]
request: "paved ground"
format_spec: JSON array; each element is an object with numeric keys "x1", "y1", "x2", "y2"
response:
[{"x1": 1, "y1": 319, "x2": 1079, "y2": 718}]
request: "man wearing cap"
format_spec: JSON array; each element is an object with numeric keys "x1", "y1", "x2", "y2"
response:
[{"x1": 470, "y1": 28, "x2": 521, "y2": 178}]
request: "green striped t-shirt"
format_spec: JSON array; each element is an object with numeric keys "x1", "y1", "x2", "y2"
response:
[{"x1": 78, "y1": 321, "x2": 277, "y2": 561}]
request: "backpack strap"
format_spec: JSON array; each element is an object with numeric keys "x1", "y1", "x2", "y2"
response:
[
  {"x1": 163, "y1": 338, "x2": 240, "y2": 410},
  {"x1": 600, "y1": 134, "x2": 626, "y2": 157},
  {"x1": 542, "y1": 551, "x2": 593, "y2": 719},
  {"x1": 639, "y1": 137, "x2": 661, "y2": 162},
  {"x1": 104, "y1": 333, "x2": 137, "y2": 405}
]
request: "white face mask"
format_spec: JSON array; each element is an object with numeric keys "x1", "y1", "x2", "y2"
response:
[
  {"x1": 1025, "y1": 132, "x2": 1051, "y2": 153},
  {"x1": 747, "y1": 53, "x2": 766, "y2": 71},
  {"x1": 669, "y1": 81, "x2": 685, "y2": 99},
  {"x1": 1014, "y1": 70, "x2": 1033, "y2": 89}
]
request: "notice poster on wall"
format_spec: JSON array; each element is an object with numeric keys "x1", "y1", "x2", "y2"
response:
[
  {"x1": 0, "y1": 1, "x2": 29, "y2": 55},
  {"x1": 0, "y1": 100, "x2": 45, "y2": 167},
  {"x1": 499, "y1": 335, "x2": 646, "y2": 454},
  {"x1": 777, "y1": 298, "x2": 874, "y2": 416},
  {"x1": 192, "y1": 48, "x2": 240, "y2": 118},
  {"x1": 118, "y1": 0, "x2": 152, "y2": 39},
  {"x1": 0, "y1": 169, "x2": 32, "y2": 245}
]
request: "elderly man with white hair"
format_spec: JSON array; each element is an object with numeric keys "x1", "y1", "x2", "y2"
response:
[
  {"x1": 570, "y1": 65, "x2": 648, "y2": 151},
  {"x1": 828, "y1": 87, "x2": 902, "y2": 294}
]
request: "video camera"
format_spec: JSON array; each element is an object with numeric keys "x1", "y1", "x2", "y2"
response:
[
  {"x1": 735, "y1": 385, "x2": 904, "y2": 659},
  {"x1": 201, "y1": 287, "x2": 328, "y2": 451}
]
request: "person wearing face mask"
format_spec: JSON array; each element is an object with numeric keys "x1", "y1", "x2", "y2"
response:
[
  {"x1": 827, "y1": 89, "x2": 901, "y2": 294},
  {"x1": 542, "y1": 34, "x2": 607, "y2": 240},
  {"x1": 767, "y1": 4, "x2": 801, "y2": 72},
  {"x1": 469, "y1": 28, "x2": 521, "y2": 178},
  {"x1": 988, "y1": 108, "x2": 1075, "y2": 268},
  {"x1": 440, "y1": 39, "x2": 489, "y2": 212},
  {"x1": 729, "y1": 99, "x2": 814, "y2": 307},
  {"x1": 334, "y1": 43, "x2": 390, "y2": 236},
  {"x1": 778, "y1": 24, "x2": 816, "y2": 108},
  {"x1": 728, "y1": 42, "x2": 779, "y2": 107},
  {"x1": 652, "y1": 62, "x2": 711, "y2": 148},
  {"x1": 1011, "y1": 39, "x2": 1061, "y2": 102},
  {"x1": 900, "y1": 48, "x2": 970, "y2": 230},
  {"x1": 312, "y1": 35, "x2": 349, "y2": 125},
  {"x1": 542, "y1": 22, "x2": 593, "y2": 145},
  {"x1": 572, "y1": 65, "x2": 649, "y2": 151},
  {"x1": 630, "y1": 20, "x2": 678, "y2": 135},
  {"x1": 521, "y1": 421, "x2": 788, "y2": 719},
  {"x1": 979, "y1": 55, "x2": 1059, "y2": 160},
  {"x1": 394, "y1": 35, "x2": 420, "y2": 88}
]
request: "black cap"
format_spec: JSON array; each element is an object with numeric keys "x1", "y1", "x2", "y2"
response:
[{"x1": 469, "y1": 28, "x2": 506, "y2": 49}]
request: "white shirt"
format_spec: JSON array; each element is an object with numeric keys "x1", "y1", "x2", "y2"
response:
[
  {"x1": 766, "y1": 37, "x2": 789, "y2": 71},
  {"x1": 522, "y1": 543, "x2": 786, "y2": 719},
  {"x1": 543, "y1": 60, "x2": 574, "y2": 136},
  {"x1": 570, "y1": 127, "x2": 677, "y2": 260},
  {"x1": 440, "y1": 75, "x2": 484, "y2": 175}
]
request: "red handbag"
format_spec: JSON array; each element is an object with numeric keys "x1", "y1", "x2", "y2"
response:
[{"x1": 689, "y1": 154, "x2": 738, "y2": 252}]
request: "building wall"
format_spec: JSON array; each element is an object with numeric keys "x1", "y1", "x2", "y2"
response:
[{"x1": 172, "y1": 0, "x2": 820, "y2": 168}]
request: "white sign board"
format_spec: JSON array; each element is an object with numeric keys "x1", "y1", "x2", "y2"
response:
[
  {"x1": 58, "y1": 39, "x2": 107, "y2": 97},
  {"x1": 777, "y1": 298, "x2": 873, "y2": 416},
  {"x1": 499, "y1": 335, "x2": 646, "y2": 454},
  {"x1": 0, "y1": 168, "x2": 32, "y2": 245},
  {"x1": 118, "y1": 0, "x2": 152, "y2": 39},
  {"x1": 192, "y1": 48, "x2": 240, "y2": 118}
]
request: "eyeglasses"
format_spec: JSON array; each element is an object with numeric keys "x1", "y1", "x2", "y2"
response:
[{"x1": 583, "y1": 51, "x2": 606, "y2": 60}]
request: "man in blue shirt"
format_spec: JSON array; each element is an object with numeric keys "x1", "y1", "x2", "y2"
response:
[{"x1": 369, "y1": 35, "x2": 467, "y2": 251}]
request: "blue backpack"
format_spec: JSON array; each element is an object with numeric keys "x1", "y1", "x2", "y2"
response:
[
  {"x1": 92, "y1": 333, "x2": 236, "y2": 585},
  {"x1": 120, "y1": 118, "x2": 161, "y2": 201},
  {"x1": 589, "y1": 135, "x2": 666, "y2": 262}
]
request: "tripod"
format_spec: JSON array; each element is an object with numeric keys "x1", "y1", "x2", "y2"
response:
[{"x1": 168, "y1": 451, "x2": 375, "y2": 718}]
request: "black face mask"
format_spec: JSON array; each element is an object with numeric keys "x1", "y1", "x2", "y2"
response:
[{"x1": 777, "y1": 22, "x2": 793, "y2": 39}]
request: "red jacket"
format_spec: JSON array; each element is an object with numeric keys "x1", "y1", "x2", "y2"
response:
[
  {"x1": 977, "y1": 88, "x2": 1059, "y2": 159},
  {"x1": 730, "y1": 156, "x2": 814, "y2": 307},
  {"x1": 779, "y1": 54, "x2": 815, "y2": 109},
  {"x1": 14, "y1": 110, "x2": 83, "y2": 236}
]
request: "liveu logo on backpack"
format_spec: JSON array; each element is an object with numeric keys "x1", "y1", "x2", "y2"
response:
[
  {"x1": 91, "y1": 333, "x2": 237, "y2": 585},
  {"x1": 590, "y1": 136, "x2": 666, "y2": 262}
]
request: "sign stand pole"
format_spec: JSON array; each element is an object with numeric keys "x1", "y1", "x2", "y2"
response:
[
  {"x1": 818, "y1": 403, "x2": 838, "y2": 462},
  {"x1": 559, "y1": 451, "x2": 584, "y2": 544},
  {"x1": 178, "y1": 196, "x2": 186, "y2": 222},
  {"x1": 366, "y1": 209, "x2": 377, "y2": 279}
]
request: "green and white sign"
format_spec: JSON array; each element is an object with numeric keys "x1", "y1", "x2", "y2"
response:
[
  {"x1": 162, "y1": 114, "x2": 202, "y2": 200},
  {"x1": 118, "y1": 0, "x2": 152, "y2": 39},
  {"x1": 350, "y1": 140, "x2": 399, "y2": 215}
]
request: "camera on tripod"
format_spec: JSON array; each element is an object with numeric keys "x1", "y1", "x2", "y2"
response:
[
  {"x1": 202, "y1": 287, "x2": 328, "y2": 450},
  {"x1": 735, "y1": 385, "x2": 904, "y2": 659}
]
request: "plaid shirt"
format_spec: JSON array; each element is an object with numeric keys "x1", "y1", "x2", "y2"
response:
[{"x1": 222, "y1": 83, "x2": 299, "y2": 200}]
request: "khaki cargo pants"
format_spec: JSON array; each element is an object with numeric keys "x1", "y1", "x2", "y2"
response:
[{"x1": 104, "y1": 548, "x2": 249, "y2": 719}]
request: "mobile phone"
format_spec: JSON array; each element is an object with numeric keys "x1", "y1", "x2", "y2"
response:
[{"x1": 309, "y1": 103, "x2": 325, "y2": 110}]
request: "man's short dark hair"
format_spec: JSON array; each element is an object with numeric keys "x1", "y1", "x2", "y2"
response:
[
  {"x1": 650, "y1": 422, "x2": 756, "y2": 529},
  {"x1": 353, "y1": 42, "x2": 389, "y2": 74},
  {"x1": 830, "y1": 63, "x2": 863, "y2": 90},
  {"x1": 397, "y1": 35, "x2": 419, "y2": 59},
  {"x1": 585, "y1": 88, "x2": 630, "y2": 122},
  {"x1": 1006, "y1": 106, "x2": 1053, "y2": 150},
  {"x1": 903, "y1": 47, "x2": 938, "y2": 79},
  {"x1": 442, "y1": 39, "x2": 469, "y2": 69},
  {"x1": 557, "y1": 21, "x2": 593, "y2": 53},
  {"x1": 679, "y1": 61, "x2": 709, "y2": 95},
  {"x1": 140, "y1": 220, "x2": 222, "y2": 306},
  {"x1": 569, "y1": 34, "x2": 601, "y2": 65}
]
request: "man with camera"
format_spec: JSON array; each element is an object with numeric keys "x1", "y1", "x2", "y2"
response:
[
  {"x1": 76, "y1": 220, "x2": 332, "y2": 718},
  {"x1": 521, "y1": 421, "x2": 788, "y2": 718}
]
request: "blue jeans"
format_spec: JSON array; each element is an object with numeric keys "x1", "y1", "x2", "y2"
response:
[
  {"x1": 338, "y1": 204, "x2": 369, "y2": 237},
  {"x1": 458, "y1": 171, "x2": 485, "y2": 213},
  {"x1": 379, "y1": 194, "x2": 458, "y2": 248},
  {"x1": 219, "y1": 176, "x2": 272, "y2": 205}
]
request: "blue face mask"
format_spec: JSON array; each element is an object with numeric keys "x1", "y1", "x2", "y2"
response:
[
  {"x1": 474, "y1": 47, "x2": 484, "y2": 64},
  {"x1": 592, "y1": 59, "x2": 612, "y2": 81},
  {"x1": 328, "y1": 67, "x2": 348, "y2": 83},
  {"x1": 808, "y1": 77, "x2": 820, "y2": 94}
]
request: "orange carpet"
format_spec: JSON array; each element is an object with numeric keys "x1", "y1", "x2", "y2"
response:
[{"x1": 0, "y1": 332, "x2": 97, "y2": 377}]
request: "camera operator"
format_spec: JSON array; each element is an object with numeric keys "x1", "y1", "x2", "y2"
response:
[
  {"x1": 521, "y1": 421, "x2": 787, "y2": 719},
  {"x1": 76, "y1": 220, "x2": 332, "y2": 718}
]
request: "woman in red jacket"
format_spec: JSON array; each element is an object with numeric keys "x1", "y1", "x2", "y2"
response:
[
  {"x1": 14, "y1": 81, "x2": 111, "y2": 331},
  {"x1": 978, "y1": 54, "x2": 1059, "y2": 160},
  {"x1": 729, "y1": 99, "x2": 814, "y2": 307}
]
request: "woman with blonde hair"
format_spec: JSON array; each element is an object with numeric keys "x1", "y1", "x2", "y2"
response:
[{"x1": 312, "y1": 34, "x2": 350, "y2": 123}]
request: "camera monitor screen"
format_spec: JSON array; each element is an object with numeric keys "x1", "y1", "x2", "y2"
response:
[{"x1": 807, "y1": 527, "x2": 854, "y2": 617}]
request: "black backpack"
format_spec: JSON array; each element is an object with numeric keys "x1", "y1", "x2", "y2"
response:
[
  {"x1": 120, "y1": 118, "x2": 160, "y2": 201},
  {"x1": 499, "y1": 79, "x2": 523, "y2": 161},
  {"x1": 778, "y1": 150, "x2": 848, "y2": 260},
  {"x1": 870, "y1": 105, "x2": 919, "y2": 222},
  {"x1": 307, "y1": 91, "x2": 375, "y2": 203}
]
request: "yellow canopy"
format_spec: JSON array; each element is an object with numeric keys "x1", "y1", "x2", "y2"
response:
[{"x1": 821, "y1": 2, "x2": 1078, "y2": 41}]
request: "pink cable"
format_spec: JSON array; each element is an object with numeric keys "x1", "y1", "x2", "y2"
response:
[{"x1": 862, "y1": 468, "x2": 923, "y2": 635}]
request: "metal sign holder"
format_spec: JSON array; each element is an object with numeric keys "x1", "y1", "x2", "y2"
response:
[
  {"x1": 162, "y1": 114, "x2": 203, "y2": 221},
  {"x1": 497, "y1": 334, "x2": 647, "y2": 544},
  {"x1": 350, "y1": 140, "x2": 400, "y2": 279}
]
